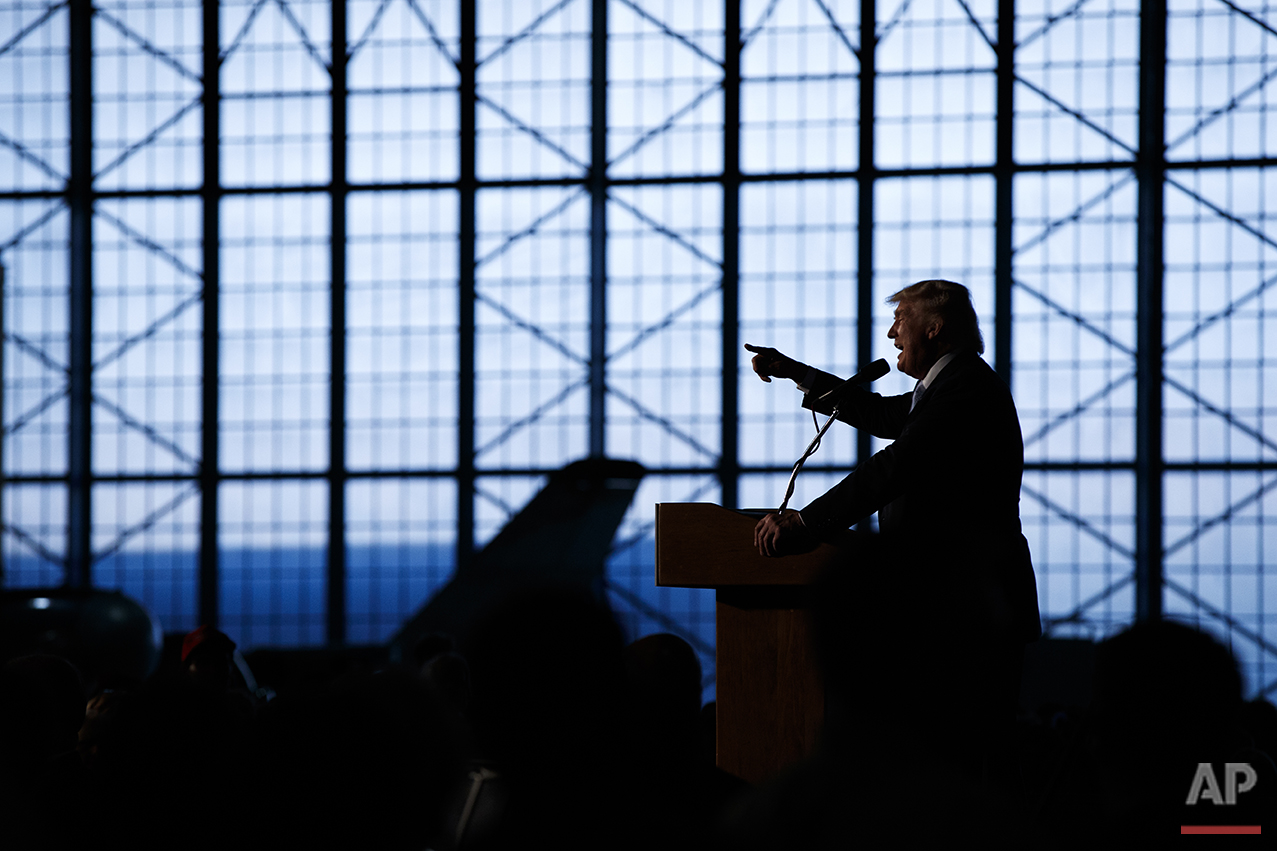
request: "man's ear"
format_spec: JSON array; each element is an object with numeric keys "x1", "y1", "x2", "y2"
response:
[{"x1": 926, "y1": 320, "x2": 943, "y2": 340}]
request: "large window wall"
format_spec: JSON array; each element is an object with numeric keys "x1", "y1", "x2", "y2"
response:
[{"x1": 2, "y1": 0, "x2": 1275, "y2": 697}]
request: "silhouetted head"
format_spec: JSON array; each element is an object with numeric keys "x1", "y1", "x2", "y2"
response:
[
  {"x1": 180, "y1": 626, "x2": 236, "y2": 694},
  {"x1": 413, "y1": 632, "x2": 456, "y2": 668},
  {"x1": 464, "y1": 586, "x2": 626, "y2": 776},
  {"x1": 624, "y1": 633, "x2": 702, "y2": 749},
  {"x1": 0, "y1": 654, "x2": 85, "y2": 767},
  {"x1": 1093, "y1": 619, "x2": 1244, "y2": 761},
  {"x1": 254, "y1": 668, "x2": 462, "y2": 850},
  {"x1": 422, "y1": 650, "x2": 471, "y2": 716},
  {"x1": 886, "y1": 280, "x2": 984, "y2": 378}
]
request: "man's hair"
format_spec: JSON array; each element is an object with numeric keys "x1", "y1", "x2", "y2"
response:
[{"x1": 887, "y1": 279, "x2": 985, "y2": 355}]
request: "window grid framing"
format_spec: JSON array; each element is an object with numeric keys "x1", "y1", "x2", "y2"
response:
[{"x1": 0, "y1": 0, "x2": 1275, "y2": 693}]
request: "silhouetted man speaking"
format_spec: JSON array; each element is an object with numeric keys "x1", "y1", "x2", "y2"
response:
[{"x1": 746, "y1": 280, "x2": 1041, "y2": 781}]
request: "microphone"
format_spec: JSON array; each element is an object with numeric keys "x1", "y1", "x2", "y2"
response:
[
  {"x1": 775, "y1": 358, "x2": 890, "y2": 513},
  {"x1": 817, "y1": 358, "x2": 890, "y2": 405}
]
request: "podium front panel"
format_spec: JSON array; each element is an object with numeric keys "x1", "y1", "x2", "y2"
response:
[{"x1": 715, "y1": 587, "x2": 824, "y2": 784}]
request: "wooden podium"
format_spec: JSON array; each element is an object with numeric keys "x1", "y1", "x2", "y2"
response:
[{"x1": 655, "y1": 503, "x2": 852, "y2": 784}]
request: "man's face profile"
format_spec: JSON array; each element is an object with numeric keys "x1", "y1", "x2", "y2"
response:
[{"x1": 887, "y1": 299, "x2": 940, "y2": 379}]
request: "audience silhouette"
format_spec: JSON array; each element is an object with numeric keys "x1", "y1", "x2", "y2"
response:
[{"x1": 4, "y1": 584, "x2": 1276, "y2": 846}]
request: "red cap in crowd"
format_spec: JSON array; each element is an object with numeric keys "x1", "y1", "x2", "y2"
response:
[{"x1": 181, "y1": 625, "x2": 236, "y2": 663}]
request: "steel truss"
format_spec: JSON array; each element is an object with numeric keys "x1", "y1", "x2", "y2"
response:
[{"x1": 0, "y1": 0, "x2": 1273, "y2": 670}]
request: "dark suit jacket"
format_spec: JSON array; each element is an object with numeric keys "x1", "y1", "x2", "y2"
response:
[{"x1": 798, "y1": 351, "x2": 1041, "y2": 642}]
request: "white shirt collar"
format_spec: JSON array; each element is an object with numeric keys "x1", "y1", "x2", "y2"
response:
[{"x1": 918, "y1": 350, "x2": 959, "y2": 390}]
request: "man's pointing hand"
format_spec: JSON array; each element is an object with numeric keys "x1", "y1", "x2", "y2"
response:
[{"x1": 745, "y1": 343, "x2": 805, "y2": 384}]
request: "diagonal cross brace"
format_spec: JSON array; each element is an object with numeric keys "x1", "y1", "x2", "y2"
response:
[
  {"x1": 0, "y1": 1, "x2": 68, "y2": 60},
  {"x1": 877, "y1": 0, "x2": 915, "y2": 45},
  {"x1": 92, "y1": 393, "x2": 200, "y2": 469},
  {"x1": 221, "y1": 0, "x2": 271, "y2": 62},
  {"x1": 476, "y1": 93, "x2": 589, "y2": 172},
  {"x1": 95, "y1": 6, "x2": 202, "y2": 84},
  {"x1": 272, "y1": 0, "x2": 330, "y2": 71},
  {"x1": 2, "y1": 521, "x2": 66, "y2": 569},
  {"x1": 1013, "y1": 171, "x2": 1137, "y2": 258},
  {"x1": 4, "y1": 386, "x2": 67, "y2": 437},
  {"x1": 401, "y1": 0, "x2": 461, "y2": 67},
  {"x1": 1165, "y1": 267, "x2": 1277, "y2": 354},
  {"x1": 607, "y1": 191, "x2": 722, "y2": 269},
  {"x1": 604, "y1": 579, "x2": 716, "y2": 657},
  {"x1": 607, "y1": 476, "x2": 718, "y2": 558},
  {"x1": 0, "y1": 127, "x2": 64, "y2": 183},
  {"x1": 9, "y1": 332, "x2": 67, "y2": 375},
  {"x1": 478, "y1": 0, "x2": 576, "y2": 68},
  {"x1": 1163, "y1": 473, "x2": 1277, "y2": 559},
  {"x1": 1018, "y1": 0, "x2": 1093, "y2": 50},
  {"x1": 474, "y1": 377, "x2": 589, "y2": 458},
  {"x1": 93, "y1": 291, "x2": 203, "y2": 374},
  {"x1": 94, "y1": 96, "x2": 202, "y2": 182},
  {"x1": 94, "y1": 205, "x2": 204, "y2": 282},
  {"x1": 475, "y1": 291, "x2": 588, "y2": 368},
  {"x1": 614, "y1": 0, "x2": 723, "y2": 67},
  {"x1": 1023, "y1": 370, "x2": 1136, "y2": 449},
  {"x1": 608, "y1": 82, "x2": 722, "y2": 170},
  {"x1": 1167, "y1": 174, "x2": 1277, "y2": 257},
  {"x1": 1014, "y1": 276, "x2": 1136, "y2": 356},
  {"x1": 473, "y1": 481, "x2": 519, "y2": 518},
  {"x1": 1, "y1": 201, "x2": 63, "y2": 254},
  {"x1": 1014, "y1": 75, "x2": 1137, "y2": 157},
  {"x1": 90, "y1": 483, "x2": 200, "y2": 565},
  {"x1": 1215, "y1": 0, "x2": 1277, "y2": 41},
  {"x1": 1042, "y1": 573, "x2": 1134, "y2": 633},
  {"x1": 475, "y1": 187, "x2": 588, "y2": 269},
  {"x1": 952, "y1": 0, "x2": 997, "y2": 54},
  {"x1": 1167, "y1": 64, "x2": 1277, "y2": 154},
  {"x1": 1021, "y1": 481, "x2": 1136, "y2": 561},
  {"x1": 607, "y1": 281, "x2": 722, "y2": 364},
  {"x1": 347, "y1": 0, "x2": 395, "y2": 62},
  {"x1": 608, "y1": 384, "x2": 719, "y2": 460},
  {"x1": 1163, "y1": 375, "x2": 1277, "y2": 458},
  {"x1": 811, "y1": 0, "x2": 861, "y2": 60}
]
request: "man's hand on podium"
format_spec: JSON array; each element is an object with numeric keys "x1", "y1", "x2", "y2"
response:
[{"x1": 754, "y1": 509, "x2": 809, "y2": 557}]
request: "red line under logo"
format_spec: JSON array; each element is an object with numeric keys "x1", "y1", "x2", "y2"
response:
[{"x1": 1180, "y1": 826, "x2": 1262, "y2": 834}]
